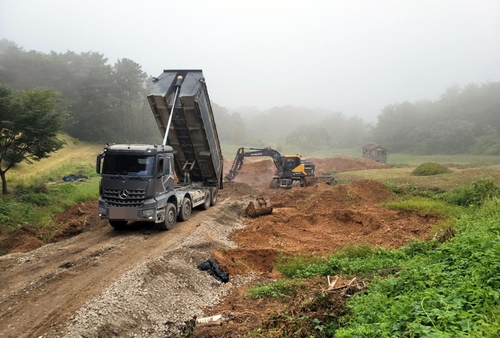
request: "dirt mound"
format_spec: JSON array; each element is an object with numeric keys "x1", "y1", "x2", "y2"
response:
[
  {"x1": 0, "y1": 226, "x2": 45, "y2": 255},
  {"x1": 223, "y1": 155, "x2": 390, "y2": 188},
  {"x1": 212, "y1": 179, "x2": 438, "y2": 278},
  {"x1": 307, "y1": 156, "x2": 390, "y2": 173},
  {"x1": 52, "y1": 201, "x2": 105, "y2": 241},
  {"x1": 303, "y1": 179, "x2": 395, "y2": 212},
  {"x1": 224, "y1": 157, "x2": 276, "y2": 187},
  {"x1": 0, "y1": 201, "x2": 107, "y2": 255}
]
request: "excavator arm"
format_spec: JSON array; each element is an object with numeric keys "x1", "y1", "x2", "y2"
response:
[{"x1": 225, "y1": 147, "x2": 283, "y2": 181}]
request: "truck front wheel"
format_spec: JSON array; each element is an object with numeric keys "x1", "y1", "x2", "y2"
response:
[
  {"x1": 157, "y1": 203, "x2": 177, "y2": 230},
  {"x1": 178, "y1": 197, "x2": 192, "y2": 221}
]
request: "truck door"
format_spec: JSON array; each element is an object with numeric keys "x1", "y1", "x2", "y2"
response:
[{"x1": 156, "y1": 156, "x2": 175, "y2": 194}]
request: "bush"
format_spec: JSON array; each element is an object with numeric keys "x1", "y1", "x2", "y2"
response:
[
  {"x1": 412, "y1": 162, "x2": 451, "y2": 176},
  {"x1": 439, "y1": 178, "x2": 500, "y2": 207}
]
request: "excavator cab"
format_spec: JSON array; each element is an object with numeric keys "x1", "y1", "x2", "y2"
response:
[{"x1": 281, "y1": 156, "x2": 301, "y2": 176}]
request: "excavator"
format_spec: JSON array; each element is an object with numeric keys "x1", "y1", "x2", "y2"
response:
[{"x1": 225, "y1": 147, "x2": 317, "y2": 188}]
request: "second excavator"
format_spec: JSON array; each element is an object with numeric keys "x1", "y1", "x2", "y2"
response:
[{"x1": 225, "y1": 147, "x2": 321, "y2": 188}]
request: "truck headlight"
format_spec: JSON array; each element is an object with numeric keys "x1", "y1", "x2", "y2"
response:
[
  {"x1": 98, "y1": 206, "x2": 107, "y2": 216},
  {"x1": 140, "y1": 209, "x2": 155, "y2": 219}
]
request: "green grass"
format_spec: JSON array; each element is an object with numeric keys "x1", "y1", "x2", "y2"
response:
[
  {"x1": 335, "y1": 198, "x2": 500, "y2": 337},
  {"x1": 248, "y1": 279, "x2": 306, "y2": 299},
  {"x1": 388, "y1": 153, "x2": 500, "y2": 167},
  {"x1": 411, "y1": 162, "x2": 452, "y2": 176},
  {"x1": 383, "y1": 197, "x2": 461, "y2": 218},
  {"x1": 1, "y1": 135, "x2": 101, "y2": 246},
  {"x1": 336, "y1": 165, "x2": 500, "y2": 191}
]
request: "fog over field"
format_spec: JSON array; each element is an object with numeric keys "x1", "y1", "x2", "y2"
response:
[{"x1": 1, "y1": 0, "x2": 499, "y2": 121}]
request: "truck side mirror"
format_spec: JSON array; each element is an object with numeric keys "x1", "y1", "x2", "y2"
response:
[{"x1": 96, "y1": 153, "x2": 105, "y2": 174}]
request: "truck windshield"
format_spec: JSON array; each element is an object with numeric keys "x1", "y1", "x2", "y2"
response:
[{"x1": 102, "y1": 154, "x2": 155, "y2": 176}]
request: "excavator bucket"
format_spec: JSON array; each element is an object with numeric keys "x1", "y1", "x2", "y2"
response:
[{"x1": 244, "y1": 196, "x2": 273, "y2": 217}]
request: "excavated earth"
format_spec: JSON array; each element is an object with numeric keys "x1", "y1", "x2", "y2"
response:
[{"x1": 0, "y1": 156, "x2": 440, "y2": 337}]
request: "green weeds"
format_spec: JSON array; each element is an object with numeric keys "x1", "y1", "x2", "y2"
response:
[
  {"x1": 335, "y1": 198, "x2": 500, "y2": 337},
  {"x1": 438, "y1": 178, "x2": 500, "y2": 207},
  {"x1": 250, "y1": 180, "x2": 500, "y2": 337},
  {"x1": 411, "y1": 162, "x2": 452, "y2": 176},
  {"x1": 0, "y1": 174, "x2": 99, "y2": 246},
  {"x1": 248, "y1": 279, "x2": 305, "y2": 299}
]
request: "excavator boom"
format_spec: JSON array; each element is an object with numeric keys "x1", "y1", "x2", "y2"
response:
[
  {"x1": 224, "y1": 147, "x2": 320, "y2": 188},
  {"x1": 225, "y1": 147, "x2": 282, "y2": 181}
]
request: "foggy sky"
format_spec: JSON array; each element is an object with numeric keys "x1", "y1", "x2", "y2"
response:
[{"x1": 1, "y1": 0, "x2": 499, "y2": 121}]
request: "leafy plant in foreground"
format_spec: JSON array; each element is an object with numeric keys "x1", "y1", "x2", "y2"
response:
[
  {"x1": 439, "y1": 178, "x2": 500, "y2": 207},
  {"x1": 335, "y1": 198, "x2": 500, "y2": 337}
]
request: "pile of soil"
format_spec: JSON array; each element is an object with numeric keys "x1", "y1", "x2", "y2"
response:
[
  {"x1": 211, "y1": 179, "x2": 438, "y2": 278},
  {"x1": 306, "y1": 155, "x2": 390, "y2": 173},
  {"x1": 0, "y1": 202, "x2": 104, "y2": 255},
  {"x1": 224, "y1": 155, "x2": 390, "y2": 188},
  {"x1": 193, "y1": 178, "x2": 440, "y2": 337}
]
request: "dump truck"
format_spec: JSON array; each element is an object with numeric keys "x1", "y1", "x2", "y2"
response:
[{"x1": 96, "y1": 69, "x2": 223, "y2": 230}]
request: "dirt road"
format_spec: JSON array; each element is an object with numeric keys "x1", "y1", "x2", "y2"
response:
[{"x1": 0, "y1": 183, "x2": 257, "y2": 338}]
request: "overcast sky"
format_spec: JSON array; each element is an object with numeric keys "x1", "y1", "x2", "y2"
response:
[{"x1": 1, "y1": 0, "x2": 499, "y2": 120}]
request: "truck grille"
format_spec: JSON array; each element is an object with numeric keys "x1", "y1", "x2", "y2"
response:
[{"x1": 102, "y1": 188, "x2": 146, "y2": 207}]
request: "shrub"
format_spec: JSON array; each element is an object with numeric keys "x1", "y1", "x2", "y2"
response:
[
  {"x1": 412, "y1": 162, "x2": 451, "y2": 176},
  {"x1": 439, "y1": 178, "x2": 500, "y2": 207}
]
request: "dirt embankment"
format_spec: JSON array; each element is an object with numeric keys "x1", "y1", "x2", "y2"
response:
[
  {"x1": 212, "y1": 179, "x2": 436, "y2": 278},
  {"x1": 0, "y1": 156, "x2": 441, "y2": 337}
]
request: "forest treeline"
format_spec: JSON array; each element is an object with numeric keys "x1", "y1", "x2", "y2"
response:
[{"x1": 1, "y1": 38, "x2": 499, "y2": 155}]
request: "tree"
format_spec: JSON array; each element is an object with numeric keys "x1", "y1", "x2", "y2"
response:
[
  {"x1": 285, "y1": 124, "x2": 331, "y2": 153},
  {"x1": 111, "y1": 58, "x2": 156, "y2": 143},
  {"x1": 0, "y1": 86, "x2": 65, "y2": 194}
]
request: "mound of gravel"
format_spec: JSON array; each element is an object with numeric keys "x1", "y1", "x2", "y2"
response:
[{"x1": 61, "y1": 199, "x2": 255, "y2": 338}]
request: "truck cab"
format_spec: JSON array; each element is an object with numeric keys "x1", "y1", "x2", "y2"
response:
[{"x1": 96, "y1": 144, "x2": 177, "y2": 230}]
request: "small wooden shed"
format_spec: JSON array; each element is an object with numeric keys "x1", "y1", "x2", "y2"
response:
[{"x1": 362, "y1": 143, "x2": 387, "y2": 163}]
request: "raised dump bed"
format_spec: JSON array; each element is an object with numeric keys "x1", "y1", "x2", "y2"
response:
[{"x1": 147, "y1": 69, "x2": 223, "y2": 187}]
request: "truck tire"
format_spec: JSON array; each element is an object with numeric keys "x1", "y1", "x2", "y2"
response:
[
  {"x1": 270, "y1": 178, "x2": 278, "y2": 189},
  {"x1": 200, "y1": 190, "x2": 211, "y2": 210},
  {"x1": 178, "y1": 197, "x2": 192, "y2": 221},
  {"x1": 157, "y1": 203, "x2": 176, "y2": 230},
  {"x1": 109, "y1": 220, "x2": 127, "y2": 230},
  {"x1": 210, "y1": 187, "x2": 218, "y2": 206}
]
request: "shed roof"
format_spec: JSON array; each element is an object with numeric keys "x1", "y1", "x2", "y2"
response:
[{"x1": 363, "y1": 142, "x2": 386, "y2": 151}]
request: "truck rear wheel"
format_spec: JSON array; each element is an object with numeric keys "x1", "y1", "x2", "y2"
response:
[
  {"x1": 178, "y1": 197, "x2": 192, "y2": 221},
  {"x1": 200, "y1": 190, "x2": 211, "y2": 210},
  {"x1": 109, "y1": 220, "x2": 127, "y2": 230},
  {"x1": 210, "y1": 187, "x2": 218, "y2": 206},
  {"x1": 157, "y1": 203, "x2": 176, "y2": 230}
]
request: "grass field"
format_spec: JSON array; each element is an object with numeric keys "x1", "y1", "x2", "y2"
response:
[
  {"x1": 8, "y1": 134, "x2": 103, "y2": 183},
  {"x1": 336, "y1": 165, "x2": 500, "y2": 191}
]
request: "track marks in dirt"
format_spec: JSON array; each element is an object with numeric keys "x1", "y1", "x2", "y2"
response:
[{"x1": 0, "y1": 203, "x2": 227, "y2": 338}]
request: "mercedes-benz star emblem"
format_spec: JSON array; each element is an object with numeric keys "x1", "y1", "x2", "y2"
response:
[{"x1": 119, "y1": 189, "x2": 129, "y2": 199}]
